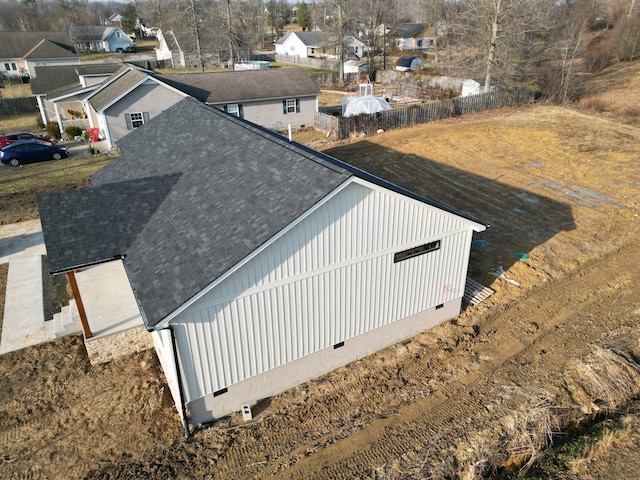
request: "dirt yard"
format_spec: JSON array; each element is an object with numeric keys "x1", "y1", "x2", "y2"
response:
[{"x1": 1, "y1": 64, "x2": 639, "y2": 479}]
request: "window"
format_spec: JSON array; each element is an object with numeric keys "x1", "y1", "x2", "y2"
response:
[
  {"x1": 224, "y1": 104, "x2": 243, "y2": 118},
  {"x1": 35, "y1": 61, "x2": 49, "y2": 67},
  {"x1": 417, "y1": 39, "x2": 423, "y2": 48},
  {"x1": 393, "y1": 240, "x2": 441, "y2": 263},
  {"x1": 125, "y1": 112, "x2": 149, "y2": 130},
  {"x1": 283, "y1": 98, "x2": 300, "y2": 114},
  {"x1": 4, "y1": 62, "x2": 17, "y2": 71}
]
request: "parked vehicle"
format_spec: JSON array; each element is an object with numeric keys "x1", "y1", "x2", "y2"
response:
[
  {"x1": 0, "y1": 131, "x2": 57, "y2": 148},
  {"x1": 0, "y1": 140, "x2": 69, "y2": 166}
]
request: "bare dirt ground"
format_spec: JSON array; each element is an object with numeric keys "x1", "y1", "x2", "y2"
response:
[{"x1": 1, "y1": 64, "x2": 640, "y2": 479}]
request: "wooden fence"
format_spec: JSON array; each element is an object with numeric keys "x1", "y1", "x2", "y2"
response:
[
  {"x1": 274, "y1": 54, "x2": 339, "y2": 71},
  {"x1": 0, "y1": 97, "x2": 38, "y2": 116},
  {"x1": 317, "y1": 88, "x2": 533, "y2": 140},
  {"x1": 314, "y1": 111, "x2": 338, "y2": 134}
]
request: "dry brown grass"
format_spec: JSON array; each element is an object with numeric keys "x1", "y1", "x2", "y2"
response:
[{"x1": 0, "y1": 114, "x2": 41, "y2": 134}]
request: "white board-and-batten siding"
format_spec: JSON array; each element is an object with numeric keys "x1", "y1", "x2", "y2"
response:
[{"x1": 171, "y1": 178, "x2": 479, "y2": 420}]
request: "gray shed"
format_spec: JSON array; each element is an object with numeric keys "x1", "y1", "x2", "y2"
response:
[{"x1": 395, "y1": 56, "x2": 423, "y2": 72}]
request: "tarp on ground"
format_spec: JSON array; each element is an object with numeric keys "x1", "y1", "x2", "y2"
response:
[{"x1": 343, "y1": 95, "x2": 392, "y2": 117}]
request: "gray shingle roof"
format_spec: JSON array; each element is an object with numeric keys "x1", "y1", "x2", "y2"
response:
[
  {"x1": 290, "y1": 31, "x2": 334, "y2": 47},
  {"x1": 0, "y1": 32, "x2": 76, "y2": 59},
  {"x1": 390, "y1": 23, "x2": 429, "y2": 38},
  {"x1": 158, "y1": 68, "x2": 320, "y2": 104},
  {"x1": 38, "y1": 98, "x2": 352, "y2": 328},
  {"x1": 38, "y1": 175, "x2": 181, "y2": 272},
  {"x1": 30, "y1": 63, "x2": 122, "y2": 96},
  {"x1": 87, "y1": 67, "x2": 148, "y2": 111},
  {"x1": 70, "y1": 26, "x2": 119, "y2": 42}
]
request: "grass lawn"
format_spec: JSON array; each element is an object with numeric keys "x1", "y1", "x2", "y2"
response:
[
  {"x1": 0, "y1": 83, "x2": 32, "y2": 99},
  {"x1": 0, "y1": 114, "x2": 42, "y2": 134}
]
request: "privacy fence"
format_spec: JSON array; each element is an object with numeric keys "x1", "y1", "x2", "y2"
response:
[
  {"x1": 315, "y1": 88, "x2": 533, "y2": 140},
  {"x1": 0, "y1": 97, "x2": 38, "y2": 116},
  {"x1": 274, "y1": 54, "x2": 339, "y2": 72}
]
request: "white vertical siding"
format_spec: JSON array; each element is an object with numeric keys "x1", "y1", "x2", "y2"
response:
[{"x1": 173, "y1": 181, "x2": 476, "y2": 403}]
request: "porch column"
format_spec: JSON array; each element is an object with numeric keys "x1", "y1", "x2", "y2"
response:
[
  {"x1": 67, "y1": 270, "x2": 93, "y2": 339},
  {"x1": 53, "y1": 103, "x2": 63, "y2": 138}
]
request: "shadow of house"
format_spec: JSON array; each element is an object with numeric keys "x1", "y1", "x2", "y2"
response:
[{"x1": 322, "y1": 141, "x2": 576, "y2": 287}]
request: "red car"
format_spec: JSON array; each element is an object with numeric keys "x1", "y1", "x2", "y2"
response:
[{"x1": 0, "y1": 132, "x2": 58, "y2": 148}]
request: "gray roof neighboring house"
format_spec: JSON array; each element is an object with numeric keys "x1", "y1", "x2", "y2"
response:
[
  {"x1": 30, "y1": 63, "x2": 122, "y2": 96},
  {"x1": 158, "y1": 68, "x2": 320, "y2": 104},
  {"x1": 390, "y1": 23, "x2": 430, "y2": 38},
  {"x1": 70, "y1": 26, "x2": 122, "y2": 42},
  {"x1": 0, "y1": 32, "x2": 76, "y2": 58},
  {"x1": 276, "y1": 31, "x2": 334, "y2": 47},
  {"x1": 37, "y1": 97, "x2": 485, "y2": 329}
]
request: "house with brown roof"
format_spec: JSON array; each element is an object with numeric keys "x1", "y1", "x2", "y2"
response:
[{"x1": 0, "y1": 32, "x2": 78, "y2": 80}]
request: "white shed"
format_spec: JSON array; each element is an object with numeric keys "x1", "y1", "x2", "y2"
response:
[{"x1": 38, "y1": 97, "x2": 486, "y2": 431}]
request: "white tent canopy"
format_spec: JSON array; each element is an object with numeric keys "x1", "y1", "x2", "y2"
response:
[{"x1": 343, "y1": 95, "x2": 392, "y2": 117}]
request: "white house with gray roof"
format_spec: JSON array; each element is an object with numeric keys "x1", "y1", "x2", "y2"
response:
[
  {"x1": 275, "y1": 31, "x2": 366, "y2": 59},
  {"x1": 70, "y1": 26, "x2": 133, "y2": 53},
  {"x1": 0, "y1": 32, "x2": 78, "y2": 80},
  {"x1": 37, "y1": 97, "x2": 486, "y2": 432}
]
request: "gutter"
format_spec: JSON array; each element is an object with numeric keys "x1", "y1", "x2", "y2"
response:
[{"x1": 169, "y1": 326, "x2": 191, "y2": 439}]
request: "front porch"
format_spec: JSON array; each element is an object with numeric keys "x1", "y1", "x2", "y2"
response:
[{"x1": 70, "y1": 260, "x2": 153, "y2": 364}]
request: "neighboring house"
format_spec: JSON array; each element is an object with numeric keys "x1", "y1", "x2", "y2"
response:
[
  {"x1": 396, "y1": 56, "x2": 424, "y2": 72},
  {"x1": 30, "y1": 63, "x2": 123, "y2": 132},
  {"x1": 31, "y1": 64, "x2": 319, "y2": 147},
  {"x1": 70, "y1": 26, "x2": 133, "y2": 53},
  {"x1": 0, "y1": 32, "x2": 78, "y2": 80},
  {"x1": 155, "y1": 28, "x2": 223, "y2": 69},
  {"x1": 160, "y1": 68, "x2": 320, "y2": 130},
  {"x1": 390, "y1": 23, "x2": 436, "y2": 51},
  {"x1": 82, "y1": 67, "x2": 189, "y2": 148},
  {"x1": 275, "y1": 31, "x2": 366, "y2": 59},
  {"x1": 37, "y1": 96, "x2": 486, "y2": 430},
  {"x1": 104, "y1": 13, "x2": 124, "y2": 27}
]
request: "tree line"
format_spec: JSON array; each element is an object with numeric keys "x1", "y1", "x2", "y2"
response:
[{"x1": 0, "y1": 0, "x2": 638, "y2": 101}]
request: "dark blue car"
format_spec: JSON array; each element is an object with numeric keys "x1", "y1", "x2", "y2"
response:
[{"x1": 0, "y1": 140, "x2": 69, "y2": 166}]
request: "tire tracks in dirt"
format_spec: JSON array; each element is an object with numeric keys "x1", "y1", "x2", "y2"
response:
[{"x1": 276, "y1": 237, "x2": 640, "y2": 479}]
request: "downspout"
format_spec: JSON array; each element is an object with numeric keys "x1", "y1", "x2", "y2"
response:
[{"x1": 168, "y1": 326, "x2": 191, "y2": 439}]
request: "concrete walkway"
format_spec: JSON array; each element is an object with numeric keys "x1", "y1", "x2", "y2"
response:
[
  {"x1": 0, "y1": 220, "x2": 51, "y2": 354},
  {"x1": 0, "y1": 220, "x2": 144, "y2": 355}
]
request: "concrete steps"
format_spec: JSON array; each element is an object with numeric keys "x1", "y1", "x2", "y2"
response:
[{"x1": 52, "y1": 300, "x2": 82, "y2": 337}]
